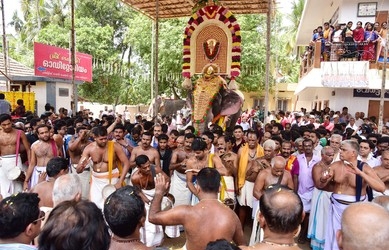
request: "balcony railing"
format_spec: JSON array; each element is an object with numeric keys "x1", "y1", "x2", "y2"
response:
[{"x1": 299, "y1": 40, "x2": 388, "y2": 78}]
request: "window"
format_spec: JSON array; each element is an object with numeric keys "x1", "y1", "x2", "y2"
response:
[
  {"x1": 253, "y1": 98, "x2": 264, "y2": 109},
  {"x1": 277, "y1": 100, "x2": 288, "y2": 111}
]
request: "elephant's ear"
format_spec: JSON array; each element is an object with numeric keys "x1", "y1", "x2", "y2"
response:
[{"x1": 220, "y1": 89, "x2": 243, "y2": 116}]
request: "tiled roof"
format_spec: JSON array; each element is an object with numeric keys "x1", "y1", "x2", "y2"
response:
[
  {"x1": 0, "y1": 53, "x2": 34, "y2": 77},
  {"x1": 122, "y1": 0, "x2": 274, "y2": 19}
]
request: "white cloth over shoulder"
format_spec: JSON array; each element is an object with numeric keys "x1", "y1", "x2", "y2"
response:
[{"x1": 308, "y1": 188, "x2": 331, "y2": 250}]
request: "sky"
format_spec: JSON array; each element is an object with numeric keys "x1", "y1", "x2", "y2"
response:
[{"x1": 3, "y1": 0, "x2": 20, "y2": 34}]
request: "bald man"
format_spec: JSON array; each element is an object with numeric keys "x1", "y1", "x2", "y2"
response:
[
  {"x1": 373, "y1": 150, "x2": 389, "y2": 197},
  {"x1": 240, "y1": 185, "x2": 304, "y2": 250},
  {"x1": 317, "y1": 140, "x2": 385, "y2": 250},
  {"x1": 309, "y1": 146, "x2": 335, "y2": 250},
  {"x1": 250, "y1": 156, "x2": 294, "y2": 244},
  {"x1": 253, "y1": 156, "x2": 294, "y2": 199},
  {"x1": 337, "y1": 203, "x2": 389, "y2": 250}
]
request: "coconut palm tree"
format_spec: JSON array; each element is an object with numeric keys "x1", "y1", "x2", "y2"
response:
[{"x1": 284, "y1": 0, "x2": 305, "y2": 55}]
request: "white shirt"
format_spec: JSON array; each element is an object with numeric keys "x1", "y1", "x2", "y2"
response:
[{"x1": 358, "y1": 153, "x2": 381, "y2": 168}]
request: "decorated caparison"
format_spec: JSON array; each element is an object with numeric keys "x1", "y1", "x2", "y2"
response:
[{"x1": 182, "y1": 1, "x2": 244, "y2": 134}]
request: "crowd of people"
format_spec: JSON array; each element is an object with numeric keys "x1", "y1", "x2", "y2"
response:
[
  {"x1": 1, "y1": 101, "x2": 389, "y2": 250},
  {"x1": 306, "y1": 20, "x2": 387, "y2": 62}
]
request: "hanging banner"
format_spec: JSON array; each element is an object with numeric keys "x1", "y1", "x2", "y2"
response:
[
  {"x1": 321, "y1": 61, "x2": 369, "y2": 88},
  {"x1": 34, "y1": 42, "x2": 92, "y2": 82}
]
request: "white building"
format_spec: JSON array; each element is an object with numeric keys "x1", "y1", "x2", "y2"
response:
[
  {"x1": 295, "y1": 0, "x2": 389, "y2": 118},
  {"x1": 0, "y1": 53, "x2": 75, "y2": 115}
]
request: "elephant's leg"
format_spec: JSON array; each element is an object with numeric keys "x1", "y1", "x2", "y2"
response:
[{"x1": 194, "y1": 109, "x2": 213, "y2": 135}]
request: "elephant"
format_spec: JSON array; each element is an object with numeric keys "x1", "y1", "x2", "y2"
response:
[
  {"x1": 187, "y1": 66, "x2": 244, "y2": 134},
  {"x1": 148, "y1": 96, "x2": 187, "y2": 117}
]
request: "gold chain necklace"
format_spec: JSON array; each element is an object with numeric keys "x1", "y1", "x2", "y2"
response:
[
  {"x1": 111, "y1": 236, "x2": 141, "y2": 244},
  {"x1": 261, "y1": 240, "x2": 297, "y2": 247}
]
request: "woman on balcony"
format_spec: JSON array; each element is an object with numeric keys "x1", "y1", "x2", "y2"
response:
[
  {"x1": 362, "y1": 22, "x2": 379, "y2": 61},
  {"x1": 377, "y1": 22, "x2": 387, "y2": 62},
  {"x1": 330, "y1": 24, "x2": 344, "y2": 61},
  {"x1": 353, "y1": 21, "x2": 365, "y2": 60},
  {"x1": 342, "y1": 21, "x2": 357, "y2": 60}
]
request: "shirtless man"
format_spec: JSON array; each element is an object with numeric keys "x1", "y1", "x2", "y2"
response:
[
  {"x1": 104, "y1": 186, "x2": 151, "y2": 250},
  {"x1": 329, "y1": 133, "x2": 342, "y2": 162},
  {"x1": 169, "y1": 133, "x2": 195, "y2": 206},
  {"x1": 217, "y1": 135, "x2": 238, "y2": 200},
  {"x1": 149, "y1": 168, "x2": 245, "y2": 250},
  {"x1": 250, "y1": 155, "x2": 293, "y2": 244},
  {"x1": 240, "y1": 185, "x2": 304, "y2": 250},
  {"x1": 308, "y1": 146, "x2": 335, "y2": 250},
  {"x1": 253, "y1": 156, "x2": 294, "y2": 199},
  {"x1": 131, "y1": 154, "x2": 178, "y2": 247},
  {"x1": 373, "y1": 150, "x2": 389, "y2": 196},
  {"x1": 53, "y1": 120, "x2": 67, "y2": 157},
  {"x1": 0, "y1": 114, "x2": 30, "y2": 197},
  {"x1": 68, "y1": 126, "x2": 92, "y2": 199},
  {"x1": 31, "y1": 157, "x2": 68, "y2": 208},
  {"x1": 129, "y1": 132, "x2": 162, "y2": 171},
  {"x1": 77, "y1": 126, "x2": 130, "y2": 209},
  {"x1": 337, "y1": 203, "x2": 389, "y2": 250},
  {"x1": 316, "y1": 140, "x2": 385, "y2": 250},
  {"x1": 24, "y1": 124, "x2": 60, "y2": 190},
  {"x1": 236, "y1": 131, "x2": 264, "y2": 230},
  {"x1": 185, "y1": 139, "x2": 227, "y2": 203}
]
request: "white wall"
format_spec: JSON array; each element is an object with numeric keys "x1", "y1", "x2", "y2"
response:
[
  {"x1": 31, "y1": 82, "x2": 47, "y2": 115},
  {"x1": 340, "y1": 0, "x2": 389, "y2": 25},
  {"x1": 295, "y1": 87, "x2": 371, "y2": 115},
  {"x1": 55, "y1": 82, "x2": 72, "y2": 113}
]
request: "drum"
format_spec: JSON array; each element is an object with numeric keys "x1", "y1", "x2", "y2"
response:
[
  {"x1": 7, "y1": 167, "x2": 25, "y2": 182},
  {"x1": 102, "y1": 184, "x2": 116, "y2": 200}
]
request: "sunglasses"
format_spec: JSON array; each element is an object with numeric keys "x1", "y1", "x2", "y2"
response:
[{"x1": 32, "y1": 210, "x2": 46, "y2": 224}]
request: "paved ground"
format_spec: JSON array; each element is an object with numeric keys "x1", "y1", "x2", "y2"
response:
[{"x1": 161, "y1": 220, "x2": 312, "y2": 249}]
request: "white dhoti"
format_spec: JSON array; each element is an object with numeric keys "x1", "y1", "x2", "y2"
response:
[
  {"x1": 373, "y1": 189, "x2": 389, "y2": 197},
  {"x1": 237, "y1": 180, "x2": 254, "y2": 207},
  {"x1": 249, "y1": 199, "x2": 264, "y2": 246},
  {"x1": 140, "y1": 189, "x2": 180, "y2": 247},
  {"x1": 324, "y1": 193, "x2": 366, "y2": 250},
  {"x1": 308, "y1": 188, "x2": 331, "y2": 250},
  {"x1": 299, "y1": 191, "x2": 313, "y2": 213},
  {"x1": 90, "y1": 168, "x2": 119, "y2": 209},
  {"x1": 31, "y1": 166, "x2": 48, "y2": 189},
  {"x1": 71, "y1": 163, "x2": 91, "y2": 200},
  {"x1": 169, "y1": 170, "x2": 191, "y2": 206},
  {"x1": 0, "y1": 154, "x2": 23, "y2": 198}
]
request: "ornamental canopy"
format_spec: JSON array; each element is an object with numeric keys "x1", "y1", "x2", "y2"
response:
[{"x1": 121, "y1": 0, "x2": 273, "y2": 19}]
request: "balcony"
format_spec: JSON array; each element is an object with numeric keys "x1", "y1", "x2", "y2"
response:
[{"x1": 299, "y1": 40, "x2": 388, "y2": 79}]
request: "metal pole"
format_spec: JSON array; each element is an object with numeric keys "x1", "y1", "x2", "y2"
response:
[
  {"x1": 378, "y1": 16, "x2": 389, "y2": 133},
  {"x1": 71, "y1": 0, "x2": 77, "y2": 116},
  {"x1": 264, "y1": 0, "x2": 271, "y2": 122},
  {"x1": 1, "y1": 0, "x2": 9, "y2": 91},
  {"x1": 153, "y1": 0, "x2": 159, "y2": 122}
]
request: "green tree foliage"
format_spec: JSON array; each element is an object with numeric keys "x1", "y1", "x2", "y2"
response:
[{"x1": 8, "y1": 0, "x2": 302, "y2": 105}]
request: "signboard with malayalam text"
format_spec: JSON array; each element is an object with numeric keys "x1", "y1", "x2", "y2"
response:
[{"x1": 34, "y1": 42, "x2": 92, "y2": 82}]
